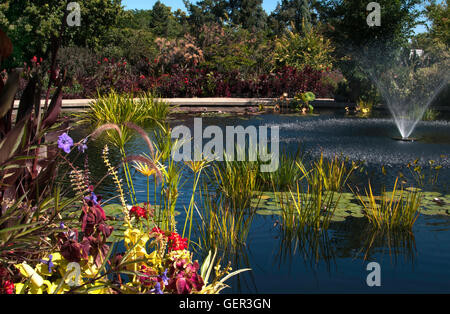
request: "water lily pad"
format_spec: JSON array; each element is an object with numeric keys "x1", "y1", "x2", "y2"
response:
[
  {"x1": 406, "y1": 187, "x2": 422, "y2": 192},
  {"x1": 330, "y1": 216, "x2": 346, "y2": 222},
  {"x1": 422, "y1": 191, "x2": 443, "y2": 198},
  {"x1": 256, "y1": 209, "x2": 282, "y2": 216}
]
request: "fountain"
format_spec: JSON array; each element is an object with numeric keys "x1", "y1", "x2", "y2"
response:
[{"x1": 362, "y1": 47, "x2": 449, "y2": 140}]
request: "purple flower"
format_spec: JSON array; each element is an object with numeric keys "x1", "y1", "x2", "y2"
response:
[
  {"x1": 160, "y1": 269, "x2": 169, "y2": 286},
  {"x1": 151, "y1": 282, "x2": 163, "y2": 294},
  {"x1": 78, "y1": 138, "x2": 88, "y2": 153},
  {"x1": 40, "y1": 255, "x2": 54, "y2": 273},
  {"x1": 59, "y1": 222, "x2": 65, "y2": 229},
  {"x1": 85, "y1": 192, "x2": 99, "y2": 205},
  {"x1": 58, "y1": 133, "x2": 74, "y2": 154}
]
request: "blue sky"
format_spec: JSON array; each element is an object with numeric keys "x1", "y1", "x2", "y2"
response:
[
  {"x1": 122, "y1": 0, "x2": 432, "y2": 33},
  {"x1": 122, "y1": 0, "x2": 281, "y2": 13}
]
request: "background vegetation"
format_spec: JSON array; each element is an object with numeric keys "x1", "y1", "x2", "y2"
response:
[{"x1": 0, "y1": 0, "x2": 448, "y2": 103}]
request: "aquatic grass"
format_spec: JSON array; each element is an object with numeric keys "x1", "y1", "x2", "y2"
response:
[
  {"x1": 196, "y1": 186, "x2": 254, "y2": 252},
  {"x1": 257, "y1": 149, "x2": 303, "y2": 191},
  {"x1": 355, "y1": 177, "x2": 422, "y2": 230},
  {"x1": 211, "y1": 151, "x2": 261, "y2": 210},
  {"x1": 277, "y1": 153, "x2": 358, "y2": 232},
  {"x1": 308, "y1": 153, "x2": 359, "y2": 192}
]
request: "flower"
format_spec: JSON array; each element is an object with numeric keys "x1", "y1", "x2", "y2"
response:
[
  {"x1": 140, "y1": 75, "x2": 146, "y2": 79},
  {"x1": 129, "y1": 206, "x2": 147, "y2": 219},
  {"x1": 57, "y1": 133, "x2": 74, "y2": 154},
  {"x1": 168, "y1": 232, "x2": 188, "y2": 252},
  {"x1": 31, "y1": 56, "x2": 37, "y2": 63},
  {"x1": 151, "y1": 282, "x2": 163, "y2": 294},
  {"x1": 84, "y1": 191, "x2": 99, "y2": 206},
  {"x1": 40, "y1": 255, "x2": 54, "y2": 273},
  {"x1": 78, "y1": 138, "x2": 88, "y2": 153},
  {"x1": 3, "y1": 281, "x2": 14, "y2": 294},
  {"x1": 160, "y1": 269, "x2": 169, "y2": 285}
]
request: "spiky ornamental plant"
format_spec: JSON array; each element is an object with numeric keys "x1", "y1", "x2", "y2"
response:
[{"x1": 0, "y1": 12, "x2": 77, "y2": 272}]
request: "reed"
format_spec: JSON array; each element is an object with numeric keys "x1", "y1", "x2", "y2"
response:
[
  {"x1": 211, "y1": 153, "x2": 261, "y2": 210},
  {"x1": 257, "y1": 149, "x2": 303, "y2": 191},
  {"x1": 355, "y1": 177, "x2": 422, "y2": 230},
  {"x1": 277, "y1": 153, "x2": 357, "y2": 232},
  {"x1": 196, "y1": 186, "x2": 254, "y2": 252}
]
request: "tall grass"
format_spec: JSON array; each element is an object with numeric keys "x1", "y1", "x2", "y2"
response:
[
  {"x1": 196, "y1": 187, "x2": 254, "y2": 252},
  {"x1": 278, "y1": 153, "x2": 358, "y2": 232},
  {"x1": 78, "y1": 90, "x2": 169, "y2": 148},
  {"x1": 257, "y1": 149, "x2": 303, "y2": 191},
  {"x1": 355, "y1": 177, "x2": 422, "y2": 230},
  {"x1": 211, "y1": 153, "x2": 261, "y2": 210}
]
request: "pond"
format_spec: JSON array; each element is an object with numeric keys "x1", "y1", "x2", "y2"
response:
[{"x1": 72, "y1": 110, "x2": 450, "y2": 293}]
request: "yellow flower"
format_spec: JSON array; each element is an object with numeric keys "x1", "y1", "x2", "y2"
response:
[
  {"x1": 184, "y1": 157, "x2": 209, "y2": 173},
  {"x1": 15, "y1": 263, "x2": 44, "y2": 288},
  {"x1": 123, "y1": 228, "x2": 150, "y2": 271}
]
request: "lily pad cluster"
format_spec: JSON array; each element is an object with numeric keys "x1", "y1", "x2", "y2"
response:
[
  {"x1": 250, "y1": 190, "x2": 450, "y2": 222},
  {"x1": 250, "y1": 191, "x2": 365, "y2": 222}
]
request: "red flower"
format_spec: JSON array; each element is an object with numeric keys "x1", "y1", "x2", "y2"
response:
[
  {"x1": 168, "y1": 232, "x2": 187, "y2": 251},
  {"x1": 3, "y1": 281, "x2": 14, "y2": 294},
  {"x1": 31, "y1": 56, "x2": 37, "y2": 63},
  {"x1": 103, "y1": 57, "x2": 109, "y2": 63},
  {"x1": 130, "y1": 206, "x2": 147, "y2": 219},
  {"x1": 140, "y1": 75, "x2": 146, "y2": 80}
]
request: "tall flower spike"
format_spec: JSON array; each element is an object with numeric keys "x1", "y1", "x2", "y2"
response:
[{"x1": 102, "y1": 145, "x2": 131, "y2": 226}]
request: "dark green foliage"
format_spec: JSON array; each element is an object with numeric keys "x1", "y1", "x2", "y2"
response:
[
  {"x1": 269, "y1": 0, "x2": 315, "y2": 35},
  {"x1": 0, "y1": 0, "x2": 122, "y2": 68},
  {"x1": 316, "y1": 0, "x2": 424, "y2": 101}
]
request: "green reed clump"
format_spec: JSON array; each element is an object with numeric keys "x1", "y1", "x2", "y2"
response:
[
  {"x1": 196, "y1": 186, "x2": 254, "y2": 252},
  {"x1": 278, "y1": 153, "x2": 358, "y2": 232},
  {"x1": 355, "y1": 177, "x2": 422, "y2": 230},
  {"x1": 211, "y1": 153, "x2": 261, "y2": 210},
  {"x1": 257, "y1": 149, "x2": 303, "y2": 191}
]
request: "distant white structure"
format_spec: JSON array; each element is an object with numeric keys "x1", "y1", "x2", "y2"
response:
[{"x1": 410, "y1": 49, "x2": 424, "y2": 58}]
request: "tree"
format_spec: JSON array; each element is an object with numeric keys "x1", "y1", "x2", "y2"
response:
[
  {"x1": 228, "y1": 0, "x2": 268, "y2": 30},
  {"x1": 183, "y1": 0, "x2": 229, "y2": 30},
  {"x1": 0, "y1": 0, "x2": 122, "y2": 68},
  {"x1": 274, "y1": 21, "x2": 334, "y2": 71},
  {"x1": 425, "y1": 0, "x2": 450, "y2": 46},
  {"x1": 316, "y1": 0, "x2": 424, "y2": 101},
  {"x1": 149, "y1": 1, "x2": 184, "y2": 38},
  {"x1": 269, "y1": 0, "x2": 315, "y2": 35}
]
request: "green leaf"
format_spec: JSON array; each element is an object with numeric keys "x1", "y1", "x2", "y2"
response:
[{"x1": 0, "y1": 117, "x2": 28, "y2": 164}]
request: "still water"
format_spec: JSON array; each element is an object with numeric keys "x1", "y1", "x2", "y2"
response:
[{"x1": 72, "y1": 111, "x2": 450, "y2": 293}]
